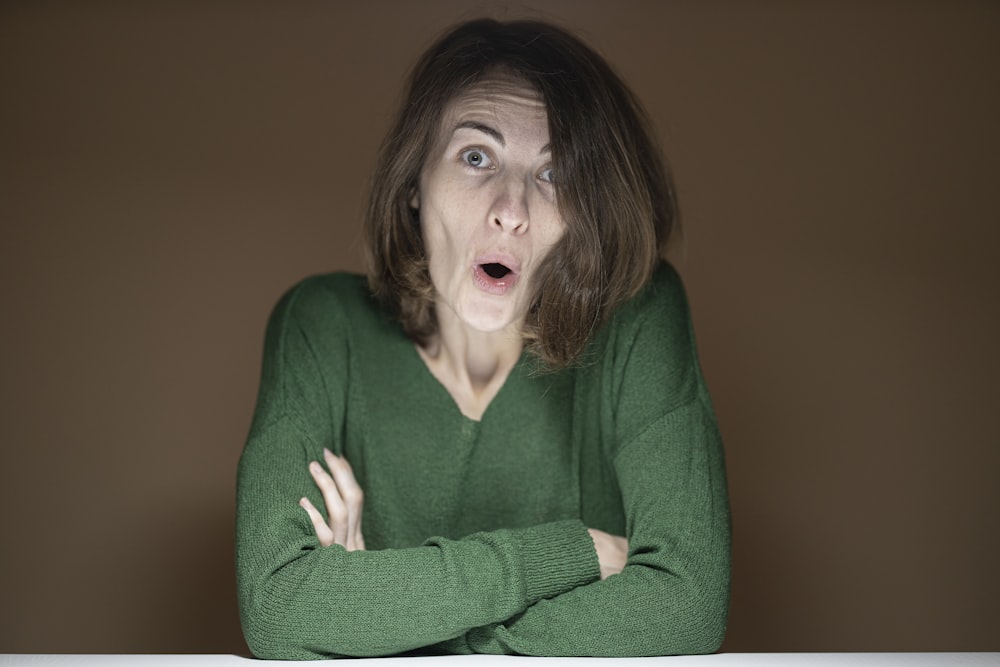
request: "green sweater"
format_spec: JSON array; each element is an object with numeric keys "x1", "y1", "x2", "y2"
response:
[{"x1": 236, "y1": 262, "x2": 730, "y2": 658}]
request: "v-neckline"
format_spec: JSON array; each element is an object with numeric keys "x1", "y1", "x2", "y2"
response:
[{"x1": 407, "y1": 341, "x2": 526, "y2": 425}]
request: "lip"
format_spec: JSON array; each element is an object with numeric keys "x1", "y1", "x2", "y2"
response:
[{"x1": 471, "y1": 252, "x2": 521, "y2": 295}]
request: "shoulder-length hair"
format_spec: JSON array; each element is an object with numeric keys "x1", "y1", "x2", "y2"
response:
[{"x1": 365, "y1": 18, "x2": 677, "y2": 368}]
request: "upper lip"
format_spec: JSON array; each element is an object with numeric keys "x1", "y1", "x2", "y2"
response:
[{"x1": 474, "y1": 251, "x2": 521, "y2": 275}]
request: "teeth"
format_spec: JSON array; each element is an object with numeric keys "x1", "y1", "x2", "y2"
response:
[{"x1": 482, "y1": 263, "x2": 511, "y2": 279}]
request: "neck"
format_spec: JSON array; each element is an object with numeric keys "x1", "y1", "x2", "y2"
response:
[{"x1": 417, "y1": 304, "x2": 524, "y2": 420}]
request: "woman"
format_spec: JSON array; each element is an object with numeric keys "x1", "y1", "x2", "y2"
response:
[{"x1": 236, "y1": 18, "x2": 730, "y2": 658}]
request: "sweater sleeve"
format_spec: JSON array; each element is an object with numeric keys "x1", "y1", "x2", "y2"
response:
[
  {"x1": 434, "y1": 266, "x2": 732, "y2": 656},
  {"x1": 235, "y1": 277, "x2": 600, "y2": 659}
]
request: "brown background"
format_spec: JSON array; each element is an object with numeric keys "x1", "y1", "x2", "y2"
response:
[{"x1": 1, "y1": 0, "x2": 998, "y2": 655}]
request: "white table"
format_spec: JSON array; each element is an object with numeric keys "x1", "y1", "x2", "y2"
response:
[{"x1": 1, "y1": 655, "x2": 997, "y2": 666}]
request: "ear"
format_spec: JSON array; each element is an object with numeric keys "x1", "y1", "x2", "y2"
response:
[{"x1": 409, "y1": 186, "x2": 420, "y2": 209}]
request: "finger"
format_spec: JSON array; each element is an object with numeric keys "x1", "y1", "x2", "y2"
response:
[
  {"x1": 324, "y1": 450, "x2": 364, "y2": 546},
  {"x1": 351, "y1": 497, "x2": 365, "y2": 551},
  {"x1": 309, "y1": 460, "x2": 348, "y2": 546},
  {"x1": 299, "y1": 497, "x2": 334, "y2": 547},
  {"x1": 346, "y1": 496, "x2": 365, "y2": 552}
]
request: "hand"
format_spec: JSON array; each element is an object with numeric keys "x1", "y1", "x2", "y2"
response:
[
  {"x1": 587, "y1": 528, "x2": 628, "y2": 580},
  {"x1": 299, "y1": 448, "x2": 366, "y2": 551}
]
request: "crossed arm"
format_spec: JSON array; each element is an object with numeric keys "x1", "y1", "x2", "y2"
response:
[
  {"x1": 237, "y1": 270, "x2": 730, "y2": 658},
  {"x1": 299, "y1": 447, "x2": 629, "y2": 579},
  {"x1": 238, "y1": 388, "x2": 729, "y2": 659}
]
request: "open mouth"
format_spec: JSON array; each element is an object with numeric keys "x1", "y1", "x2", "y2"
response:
[
  {"x1": 473, "y1": 259, "x2": 519, "y2": 295},
  {"x1": 480, "y1": 262, "x2": 512, "y2": 279}
]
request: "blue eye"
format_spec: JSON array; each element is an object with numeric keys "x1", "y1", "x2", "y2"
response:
[
  {"x1": 461, "y1": 148, "x2": 494, "y2": 169},
  {"x1": 538, "y1": 167, "x2": 555, "y2": 184}
]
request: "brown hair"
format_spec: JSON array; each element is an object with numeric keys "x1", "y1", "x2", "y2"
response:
[{"x1": 365, "y1": 18, "x2": 676, "y2": 368}]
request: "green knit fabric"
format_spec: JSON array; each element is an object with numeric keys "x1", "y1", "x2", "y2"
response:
[{"x1": 236, "y1": 262, "x2": 731, "y2": 659}]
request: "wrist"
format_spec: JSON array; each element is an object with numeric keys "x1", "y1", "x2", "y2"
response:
[{"x1": 516, "y1": 519, "x2": 601, "y2": 603}]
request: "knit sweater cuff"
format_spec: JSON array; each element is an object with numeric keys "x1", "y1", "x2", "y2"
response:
[{"x1": 515, "y1": 519, "x2": 600, "y2": 605}]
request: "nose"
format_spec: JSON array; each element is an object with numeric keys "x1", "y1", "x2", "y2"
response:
[{"x1": 489, "y1": 174, "x2": 529, "y2": 235}]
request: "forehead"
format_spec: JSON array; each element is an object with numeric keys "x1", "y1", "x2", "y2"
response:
[{"x1": 438, "y1": 76, "x2": 549, "y2": 136}]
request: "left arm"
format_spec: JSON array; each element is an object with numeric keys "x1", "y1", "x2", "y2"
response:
[{"x1": 436, "y1": 266, "x2": 732, "y2": 656}]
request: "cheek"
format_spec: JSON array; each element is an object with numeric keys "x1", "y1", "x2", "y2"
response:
[
  {"x1": 427, "y1": 187, "x2": 479, "y2": 249},
  {"x1": 537, "y1": 207, "x2": 568, "y2": 254},
  {"x1": 421, "y1": 211, "x2": 464, "y2": 287}
]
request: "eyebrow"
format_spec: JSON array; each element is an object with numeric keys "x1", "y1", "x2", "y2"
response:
[
  {"x1": 454, "y1": 121, "x2": 505, "y2": 147},
  {"x1": 453, "y1": 120, "x2": 551, "y2": 154}
]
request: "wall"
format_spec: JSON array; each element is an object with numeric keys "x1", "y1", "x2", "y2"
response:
[{"x1": 1, "y1": 0, "x2": 997, "y2": 654}]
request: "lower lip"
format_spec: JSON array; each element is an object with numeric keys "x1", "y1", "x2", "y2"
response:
[{"x1": 472, "y1": 264, "x2": 518, "y2": 295}]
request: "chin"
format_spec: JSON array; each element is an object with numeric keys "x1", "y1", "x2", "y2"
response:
[
  {"x1": 461, "y1": 314, "x2": 515, "y2": 334},
  {"x1": 457, "y1": 301, "x2": 519, "y2": 334}
]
